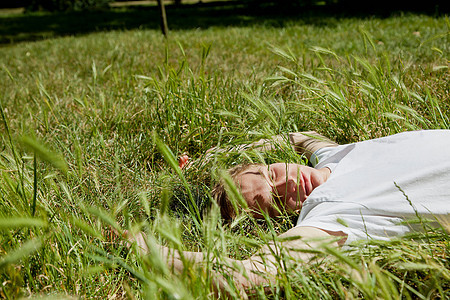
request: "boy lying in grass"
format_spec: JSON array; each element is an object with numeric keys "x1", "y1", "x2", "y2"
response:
[{"x1": 130, "y1": 130, "x2": 450, "y2": 294}]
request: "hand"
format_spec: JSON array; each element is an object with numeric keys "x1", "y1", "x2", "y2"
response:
[{"x1": 178, "y1": 155, "x2": 190, "y2": 169}]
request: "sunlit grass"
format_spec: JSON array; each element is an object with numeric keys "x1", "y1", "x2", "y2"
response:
[{"x1": 0, "y1": 10, "x2": 449, "y2": 299}]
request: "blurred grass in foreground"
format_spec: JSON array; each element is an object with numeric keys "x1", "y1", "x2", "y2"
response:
[{"x1": 0, "y1": 10, "x2": 449, "y2": 299}]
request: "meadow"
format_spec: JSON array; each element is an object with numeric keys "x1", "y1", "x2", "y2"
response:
[{"x1": 0, "y1": 3, "x2": 449, "y2": 298}]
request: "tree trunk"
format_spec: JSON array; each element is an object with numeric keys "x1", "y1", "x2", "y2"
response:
[{"x1": 156, "y1": 0, "x2": 169, "y2": 37}]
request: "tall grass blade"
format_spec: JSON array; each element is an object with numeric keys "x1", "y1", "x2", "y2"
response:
[
  {"x1": 310, "y1": 46, "x2": 340, "y2": 61},
  {"x1": 71, "y1": 218, "x2": 103, "y2": 240},
  {"x1": 0, "y1": 217, "x2": 47, "y2": 229},
  {"x1": 19, "y1": 135, "x2": 68, "y2": 175},
  {"x1": 268, "y1": 44, "x2": 297, "y2": 62},
  {"x1": 219, "y1": 169, "x2": 248, "y2": 216},
  {"x1": 2, "y1": 64, "x2": 14, "y2": 81},
  {"x1": 370, "y1": 262, "x2": 399, "y2": 300},
  {"x1": 89, "y1": 246, "x2": 150, "y2": 284},
  {"x1": 84, "y1": 205, "x2": 120, "y2": 233},
  {"x1": 0, "y1": 238, "x2": 42, "y2": 270},
  {"x1": 152, "y1": 132, "x2": 201, "y2": 229},
  {"x1": 32, "y1": 155, "x2": 37, "y2": 216},
  {"x1": 0, "y1": 100, "x2": 25, "y2": 198}
]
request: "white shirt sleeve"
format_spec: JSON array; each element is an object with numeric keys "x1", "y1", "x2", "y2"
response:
[{"x1": 297, "y1": 130, "x2": 450, "y2": 244}]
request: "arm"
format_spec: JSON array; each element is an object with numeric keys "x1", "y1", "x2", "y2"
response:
[
  {"x1": 127, "y1": 226, "x2": 345, "y2": 295},
  {"x1": 249, "y1": 131, "x2": 338, "y2": 160},
  {"x1": 205, "y1": 131, "x2": 338, "y2": 162}
]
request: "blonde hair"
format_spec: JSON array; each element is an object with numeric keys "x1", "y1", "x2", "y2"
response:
[{"x1": 211, "y1": 164, "x2": 262, "y2": 220}]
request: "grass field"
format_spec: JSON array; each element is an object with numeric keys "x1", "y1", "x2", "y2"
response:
[{"x1": 0, "y1": 3, "x2": 449, "y2": 299}]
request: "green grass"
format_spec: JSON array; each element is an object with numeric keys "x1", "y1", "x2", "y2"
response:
[{"x1": 0, "y1": 6, "x2": 449, "y2": 299}]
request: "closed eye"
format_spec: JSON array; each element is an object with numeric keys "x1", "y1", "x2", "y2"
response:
[
  {"x1": 269, "y1": 170, "x2": 274, "y2": 181},
  {"x1": 268, "y1": 167, "x2": 276, "y2": 183}
]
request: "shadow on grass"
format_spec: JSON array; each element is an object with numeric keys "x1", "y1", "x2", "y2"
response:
[{"x1": 0, "y1": 0, "x2": 447, "y2": 45}]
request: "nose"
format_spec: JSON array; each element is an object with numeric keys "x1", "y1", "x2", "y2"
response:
[{"x1": 286, "y1": 179, "x2": 297, "y2": 193}]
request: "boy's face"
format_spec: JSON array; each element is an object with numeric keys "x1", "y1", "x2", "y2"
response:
[{"x1": 237, "y1": 163, "x2": 328, "y2": 218}]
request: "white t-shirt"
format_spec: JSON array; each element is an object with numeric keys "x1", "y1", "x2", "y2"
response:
[{"x1": 296, "y1": 130, "x2": 450, "y2": 244}]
